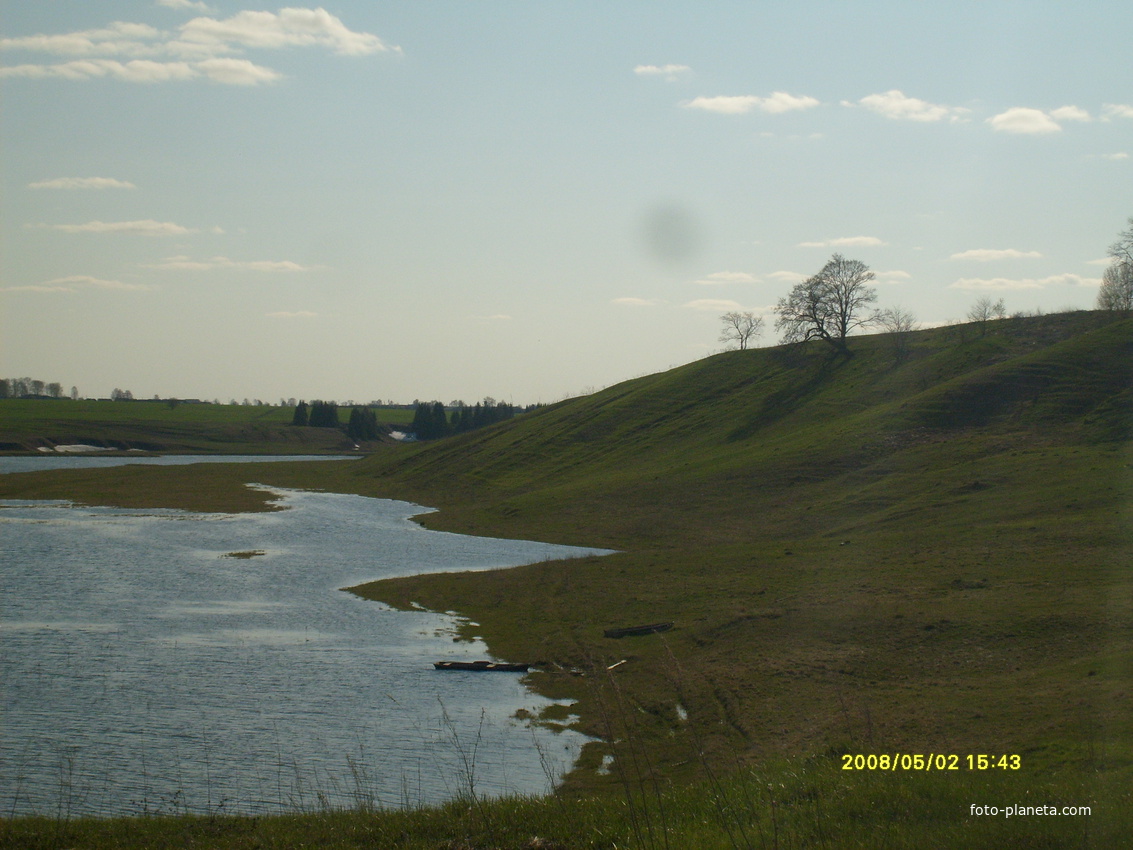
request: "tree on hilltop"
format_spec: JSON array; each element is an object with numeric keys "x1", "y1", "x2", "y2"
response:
[
  {"x1": 1097, "y1": 217, "x2": 1133, "y2": 313},
  {"x1": 1097, "y1": 263, "x2": 1133, "y2": 312},
  {"x1": 774, "y1": 254, "x2": 878, "y2": 355},
  {"x1": 1108, "y1": 216, "x2": 1133, "y2": 266},
  {"x1": 967, "y1": 296, "x2": 1006, "y2": 337},
  {"x1": 876, "y1": 305, "x2": 918, "y2": 360},
  {"x1": 718, "y1": 311, "x2": 764, "y2": 351}
]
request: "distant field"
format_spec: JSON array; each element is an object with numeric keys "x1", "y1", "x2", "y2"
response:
[{"x1": 0, "y1": 399, "x2": 414, "y2": 454}]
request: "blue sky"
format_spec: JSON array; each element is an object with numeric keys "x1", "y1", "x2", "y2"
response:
[{"x1": 2, "y1": 2, "x2": 1130, "y2": 405}]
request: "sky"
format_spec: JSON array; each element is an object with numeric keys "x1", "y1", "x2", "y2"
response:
[{"x1": 2, "y1": 1, "x2": 1130, "y2": 405}]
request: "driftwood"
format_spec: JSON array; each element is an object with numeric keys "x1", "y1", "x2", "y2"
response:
[
  {"x1": 603, "y1": 621, "x2": 673, "y2": 639},
  {"x1": 433, "y1": 660, "x2": 530, "y2": 672}
]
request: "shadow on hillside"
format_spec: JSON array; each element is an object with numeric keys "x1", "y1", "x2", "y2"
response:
[{"x1": 727, "y1": 348, "x2": 850, "y2": 441}]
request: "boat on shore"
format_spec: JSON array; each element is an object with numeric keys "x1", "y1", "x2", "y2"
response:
[
  {"x1": 433, "y1": 660, "x2": 531, "y2": 672},
  {"x1": 603, "y1": 621, "x2": 673, "y2": 639}
]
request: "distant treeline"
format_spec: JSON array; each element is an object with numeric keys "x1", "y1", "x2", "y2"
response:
[
  {"x1": 1, "y1": 378, "x2": 76, "y2": 399},
  {"x1": 411, "y1": 398, "x2": 518, "y2": 440},
  {"x1": 290, "y1": 400, "x2": 382, "y2": 441},
  {"x1": 287, "y1": 397, "x2": 521, "y2": 441}
]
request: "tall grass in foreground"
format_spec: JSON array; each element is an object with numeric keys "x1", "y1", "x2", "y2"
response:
[{"x1": 3, "y1": 755, "x2": 1125, "y2": 849}]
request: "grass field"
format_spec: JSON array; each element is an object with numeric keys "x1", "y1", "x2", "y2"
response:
[
  {"x1": 0, "y1": 399, "x2": 415, "y2": 454},
  {"x1": 2, "y1": 311, "x2": 1130, "y2": 848}
]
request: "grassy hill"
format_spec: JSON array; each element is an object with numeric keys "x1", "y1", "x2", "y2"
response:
[
  {"x1": 3, "y1": 311, "x2": 1130, "y2": 846},
  {"x1": 334, "y1": 312, "x2": 1132, "y2": 795}
]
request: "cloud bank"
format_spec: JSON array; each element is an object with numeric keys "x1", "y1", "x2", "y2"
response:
[
  {"x1": 950, "y1": 273, "x2": 1099, "y2": 290},
  {"x1": 150, "y1": 255, "x2": 308, "y2": 272},
  {"x1": 683, "y1": 298, "x2": 743, "y2": 311},
  {"x1": 950, "y1": 248, "x2": 1043, "y2": 261},
  {"x1": 695, "y1": 271, "x2": 757, "y2": 285},
  {"x1": 29, "y1": 176, "x2": 136, "y2": 189},
  {"x1": 34, "y1": 219, "x2": 196, "y2": 235},
  {"x1": 798, "y1": 236, "x2": 887, "y2": 248},
  {"x1": 852, "y1": 90, "x2": 970, "y2": 123},
  {"x1": 634, "y1": 64, "x2": 690, "y2": 80},
  {"x1": 0, "y1": 7, "x2": 397, "y2": 85},
  {"x1": 683, "y1": 92, "x2": 819, "y2": 115}
]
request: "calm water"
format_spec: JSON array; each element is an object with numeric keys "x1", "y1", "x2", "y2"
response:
[
  {"x1": 0, "y1": 471, "x2": 611, "y2": 817},
  {"x1": 0, "y1": 453, "x2": 357, "y2": 475}
]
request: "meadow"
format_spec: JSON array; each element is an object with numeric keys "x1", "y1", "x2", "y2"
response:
[
  {"x1": 0, "y1": 399, "x2": 414, "y2": 454},
  {"x1": 1, "y1": 311, "x2": 1130, "y2": 848}
]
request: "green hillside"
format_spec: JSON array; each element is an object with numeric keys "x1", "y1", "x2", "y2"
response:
[
  {"x1": 3, "y1": 312, "x2": 1130, "y2": 845},
  {"x1": 342, "y1": 311, "x2": 1131, "y2": 547},
  {"x1": 337, "y1": 312, "x2": 1132, "y2": 797}
]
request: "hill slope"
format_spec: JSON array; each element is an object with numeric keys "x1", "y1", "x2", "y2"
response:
[
  {"x1": 341, "y1": 312, "x2": 1132, "y2": 794},
  {"x1": 3, "y1": 313, "x2": 1128, "y2": 802},
  {"x1": 344, "y1": 312, "x2": 1131, "y2": 546}
]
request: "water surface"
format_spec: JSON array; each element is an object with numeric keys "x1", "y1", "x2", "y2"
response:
[
  {"x1": 0, "y1": 454, "x2": 356, "y2": 475},
  {"x1": 0, "y1": 484, "x2": 611, "y2": 817}
]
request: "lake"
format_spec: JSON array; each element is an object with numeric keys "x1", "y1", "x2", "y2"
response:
[{"x1": 0, "y1": 458, "x2": 612, "y2": 817}]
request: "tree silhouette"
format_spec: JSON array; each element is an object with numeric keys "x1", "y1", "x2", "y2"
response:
[{"x1": 774, "y1": 254, "x2": 877, "y2": 355}]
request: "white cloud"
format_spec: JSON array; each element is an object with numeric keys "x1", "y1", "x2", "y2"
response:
[
  {"x1": 1050, "y1": 105, "x2": 1090, "y2": 122},
  {"x1": 0, "y1": 22, "x2": 164, "y2": 57},
  {"x1": 1102, "y1": 152, "x2": 1129, "y2": 161},
  {"x1": 0, "y1": 59, "x2": 197, "y2": 83},
  {"x1": 156, "y1": 0, "x2": 212, "y2": 11},
  {"x1": 758, "y1": 92, "x2": 821, "y2": 114},
  {"x1": 949, "y1": 273, "x2": 1099, "y2": 291},
  {"x1": 196, "y1": 57, "x2": 282, "y2": 85},
  {"x1": 766, "y1": 270, "x2": 807, "y2": 284},
  {"x1": 1102, "y1": 103, "x2": 1133, "y2": 121},
  {"x1": 29, "y1": 176, "x2": 136, "y2": 189},
  {"x1": 987, "y1": 107, "x2": 1062, "y2": 134},
  {"x1": 683, "y1": 95, "x2": 759, "y2": 114},
  {"x1": 178, "y1": 8, "x2": 396, "y2": 56},
  {"x1": 683, "y1": 91, "x2": 819, "y2": 115},
  {"x1": 3, "y1": 275, "x2": 151, "y2": 293},
  {"x1": 950, "y1": 248, "x2": 1043, "y2": 261},
  {"x1": 1, "y1": 284, "x2": 79, "y2": 293},
  {"x1": 798, "y1": 236, "x2": 887, "y2": 248},
  {"x1": 853, "y1": 89, "x2": 969, "y2": 123},
  {"x1": 149, "y1": 255, "x2": 307, "y2": 272},
  {"x1": 695, "y1": 271, "x2": 757, "y2": 285},
  {"x1": 876, "y1": 269, "x2": 911, "y2": 284},
  {"x1": 634, "y1": 64, "x2": 690, "y2": 80},
  {"x1": 35, "y1": 219, "x2": 196, "y2": 236},
  {"x1": 0, "y1": 7, "x2": 395, "y2": 84},
  {"x1": 612, "y1": 297, "x2": 660, "y2": 307},
  {"x1": 266, "y1": 310, "x2": 317, "y2": 319},
  {"x1": 51, "y1": 275, "x2": 152, "y2": 291},
  {"x1": 683, "y1": 298, "x2": 743, "y2": 311}
]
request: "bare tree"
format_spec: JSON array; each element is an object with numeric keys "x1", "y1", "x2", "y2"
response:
[
  {"x1": 876, "y1": 305, "x2": 918, "y2": 360},
  {"x1": 1097, "y1": 261, "x2": 1133, "y2": 312},
  {"x1": 774, "y1": 254, "x2": 878, "y2": 355},
  {"x1": 967, "y1": 296, "x2": 1006, "y2": 336},
  {"x1": 718, "y1": 311, "x2": 764, "y2": 351},
  {"x1": 1098, "y1": 217, "x2": 1133, "y2": 313},
  {"x1": 1108, "y1": 216, "x2": 1133, "y2": 267}
]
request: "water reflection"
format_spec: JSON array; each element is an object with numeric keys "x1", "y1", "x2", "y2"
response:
[{"x1": 0, "y1": 487, "x2": 611, "y2": 817}]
